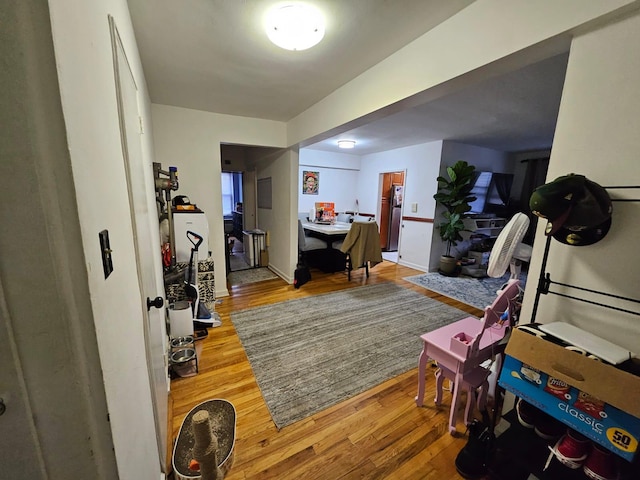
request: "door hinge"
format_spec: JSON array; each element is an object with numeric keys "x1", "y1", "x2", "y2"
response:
[{"x1": 139, "y1": 116, "x2": 144, "y2": 134}]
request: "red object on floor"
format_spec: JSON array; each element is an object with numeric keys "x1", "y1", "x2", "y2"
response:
[
  {"x1": 583, "y1": 443, "x2": 619, "y2": 480},
  {"x1": 548, "y1": 429, "x2": 590, "y2": 470}
]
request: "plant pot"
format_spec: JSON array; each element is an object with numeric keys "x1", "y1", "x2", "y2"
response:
[{"x1": 439, "y1": 255, "x2": 458, "y2": 275}]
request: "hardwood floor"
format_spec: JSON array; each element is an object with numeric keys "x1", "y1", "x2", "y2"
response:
[{"x1": 168, "y1": 261, "x2": 484, "y2": 479}]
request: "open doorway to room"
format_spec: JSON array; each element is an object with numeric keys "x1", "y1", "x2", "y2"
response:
[
  {"x1": 378, "y1": 171, "x2": 405, "y2": 263},
  {"x1": 221, "y1": 171, "x2": 251, "y2": 273}
]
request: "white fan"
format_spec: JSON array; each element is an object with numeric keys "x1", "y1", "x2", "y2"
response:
[{"x1": 487, "y1": 212, "x2": 532, "y2": 280}]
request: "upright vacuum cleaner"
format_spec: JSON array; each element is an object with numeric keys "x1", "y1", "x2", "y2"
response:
[{"x1": 184, "y1": 230, "x2": 221, "y2": 329}]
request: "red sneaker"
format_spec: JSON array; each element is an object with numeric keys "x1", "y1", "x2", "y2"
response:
[
  {"x1": 583, "y1": 443, "x2": 619, "y2": 480},
  {"x1": 545, "y1": 429, "x2": 590, "y2": 470}
]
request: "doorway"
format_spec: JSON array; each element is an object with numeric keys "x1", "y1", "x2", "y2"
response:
[
  {"x1": 378, "y1": 171, "x2": 405, "y2": 263},
  {"x1": 221, "y1": 171, "x2": 251, "y2": 273}
]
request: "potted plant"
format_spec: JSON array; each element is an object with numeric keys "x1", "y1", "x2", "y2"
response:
[{"x1": 433, "y1": 161, "x2": 477, "y2": 275}]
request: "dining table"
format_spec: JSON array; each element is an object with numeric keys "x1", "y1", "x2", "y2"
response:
[
  {"x1": 301, "y1": 221, "x2": 352, "y2": 272},
  {"x1": 301, "y1": 221, "x2": 352, "y2": 241}
]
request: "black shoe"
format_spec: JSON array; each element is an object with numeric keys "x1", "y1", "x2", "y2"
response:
[{"x1": 455, "y1": 420, "x2": 495, "y2": 479}]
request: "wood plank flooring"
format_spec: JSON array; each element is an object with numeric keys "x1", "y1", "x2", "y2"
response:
[{"x1": 168, "y1": 261, "x2": 485, "y2": 479}]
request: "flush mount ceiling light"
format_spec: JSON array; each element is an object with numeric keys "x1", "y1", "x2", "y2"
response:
[
  {"x1": 265, "y1": 3, "x2": 325, "y2": 51},
  {"x1": 337, "y1": 140, "x2": 356, "y2": 149}
]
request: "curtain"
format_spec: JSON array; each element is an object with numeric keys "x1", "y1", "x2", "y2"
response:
[
  {"x1": 520, "y1": 157, "x2": 550, "y2": 244},
  {"x1": 492, "y1": 173, "x2": 514, "y2": 205}
]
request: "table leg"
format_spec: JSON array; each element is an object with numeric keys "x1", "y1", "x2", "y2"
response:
[
  {"x1": 448, "y1": 371, "x2": 463, "y2": 434},
  {"x1": 415, "y1": 345, "x2": 428, "y2": 406}
]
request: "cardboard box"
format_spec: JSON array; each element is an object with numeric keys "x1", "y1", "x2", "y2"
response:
[
  {"x1": 314, "y1": 202, "x2": 335, "y2": 222},
  {"x1": 499, "y1": 329, "x2": 640, "y2": 461},
  {"x1": 259, "y1": 250, "x2": 269, "y2": 267}
]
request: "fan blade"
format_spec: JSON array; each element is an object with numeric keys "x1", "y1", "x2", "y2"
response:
[{"x1": 487, "y1": 213, "x2": 530, "y2": 278}]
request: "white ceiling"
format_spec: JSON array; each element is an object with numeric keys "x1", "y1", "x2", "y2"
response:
[{"x1": 128, "y1": 0, "x2": 568, "y2": 155}]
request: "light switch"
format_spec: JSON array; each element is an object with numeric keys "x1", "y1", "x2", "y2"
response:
[{"x1": 411, "y1": 202, "x2": 418, "y2": 213}]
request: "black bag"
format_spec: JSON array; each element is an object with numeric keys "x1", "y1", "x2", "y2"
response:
[{"x1": 293, "y1": 264, "x2": 311, "y2": 289}]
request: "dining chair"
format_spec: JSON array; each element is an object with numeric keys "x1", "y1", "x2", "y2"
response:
[
  {"x1": 415, "y1": 279, "x2": 521, "y2": 434},
  {"x1": 297, "y1": 219, "x2": 327, "y2": 265},
  {"x1": 336, "y1": 221, "x2": 383, "y2": 280}
]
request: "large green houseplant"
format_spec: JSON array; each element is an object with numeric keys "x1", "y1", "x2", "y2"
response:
[{"x1": 433, "y1": 161, "x2": 477, "y2": 274}]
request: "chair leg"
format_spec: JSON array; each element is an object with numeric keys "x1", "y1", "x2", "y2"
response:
[
  {"x1": 434, "y1": 367, "x2": 446, "y2": 406},
  {"x1": 346, "y1": 254, "x2": 352, "y2": 281},
  {"x1": 365, "y1": 262, "x2": 369, "y2": 277},
  {"x1": 463, "y1": 384, "x2": 475, "y2": 426}
]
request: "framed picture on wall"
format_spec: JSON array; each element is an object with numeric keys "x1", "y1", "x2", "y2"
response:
[{"x1": 302, "y1": 171, "x2": 319, "y2": 195}]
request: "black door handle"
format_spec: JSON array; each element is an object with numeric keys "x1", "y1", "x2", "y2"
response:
[{"x1": 147, "y1": 296, "x2": 164, "y2": 311}]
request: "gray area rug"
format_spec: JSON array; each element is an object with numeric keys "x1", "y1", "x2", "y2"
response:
[
  {"x1": 230, "y1": 283, "x2": 470, "y2": 429},
  {"x1": 228, "y1": 267, "x2": 278, "y2": 286},
  {"x1": 403, "y1": 271, "x2": 527, "y2": 310}
]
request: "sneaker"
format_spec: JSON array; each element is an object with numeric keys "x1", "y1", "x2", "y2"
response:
[
  {"x1": 515, "y1": 398, "x2": 565, "y2": 440},
  {"x1": 515, "y1": 398, "x2": 538, "y2": 429},
  {"x1": 583, "y1": 443, "x2": 618, "y2": 480},
  {"x1": 534, "y1": 413, "x2": 566, "y2": 441},
  {"x1": 545, "y1": 429, "x2": 591, "y2": 470}
]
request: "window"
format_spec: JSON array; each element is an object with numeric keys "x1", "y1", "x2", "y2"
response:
[
  {"x1": 221, "y1": 172, "x2": 244, "y2": 216},
  {"x1": 469, "y1": 171, "x2": 492, "y2": 213},
  {"x1": 221, "y1": 172, "x2": 234, "y2": 216}
]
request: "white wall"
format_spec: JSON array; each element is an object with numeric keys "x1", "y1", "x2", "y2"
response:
[
  {"x1": 252, "y1": 149, "x2": 299, "y2": 283},
  {"x1": 221, "y1": 144, "x2": 248, "y2": 172},
  {"x1": 45, "y1": 0, "x2": 161, "y2": 477},
  {"x1": 358, "y1": 141, "x2": 444, "y2": 271},
  {"x1": 298, "y1": 150, "x2": 361, "y2": 215},
  {"x1": 151, "y1": 104, "x2": 287, "y2": 297},
  {"x1": 520, "y1": 11, "x2": 640, "y2": 354},
  {"x1": 441, "y1": 141, "x2": 511, "y2": 173},
  {"x1": 2, "y1": 1, "x2": 118, "y2": 477}
]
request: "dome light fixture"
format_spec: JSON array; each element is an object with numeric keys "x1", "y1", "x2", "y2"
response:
[
  {"x1": 337, "y1": 140, "x2": 356, "y2": 149},
  {"x1": 265, "y1": 3, "x2": 325, "y2": 51}
]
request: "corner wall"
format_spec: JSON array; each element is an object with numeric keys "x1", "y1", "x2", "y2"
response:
[
  {"x1": 252, "y1": 149, "x2": 299, "y2": 282},
  {"x1": 520, "y1": 11, "x2": 640, "y2": 353},
  {"x1": 358, "y1": 141, "x2": 444, "y2": 271},
  {"x1": 430, "y1": 141, "x2": 511, "y2": 271},
  {"x1": 151, "y1": 104, "x2": 287, "y2": 296}
]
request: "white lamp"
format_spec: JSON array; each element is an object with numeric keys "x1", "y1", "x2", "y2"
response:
[
  {"x1": 265, "y1": 3, "x2": 325, "y2": 51},
  {"x1": 337, "y1": 140, "x2": 356, "y2": 149}
]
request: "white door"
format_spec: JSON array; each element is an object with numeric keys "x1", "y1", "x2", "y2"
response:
[
  {"x1": 0, "y1": 283, "x2": 47, "y2": 478},
  {"x1": 110, "y1": 17, "x2": 168, "y2": 471}
]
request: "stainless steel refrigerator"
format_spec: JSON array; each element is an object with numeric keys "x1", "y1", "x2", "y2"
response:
[{"x1": 387, "y1": 185, "x2": 403, "y2": 251}]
